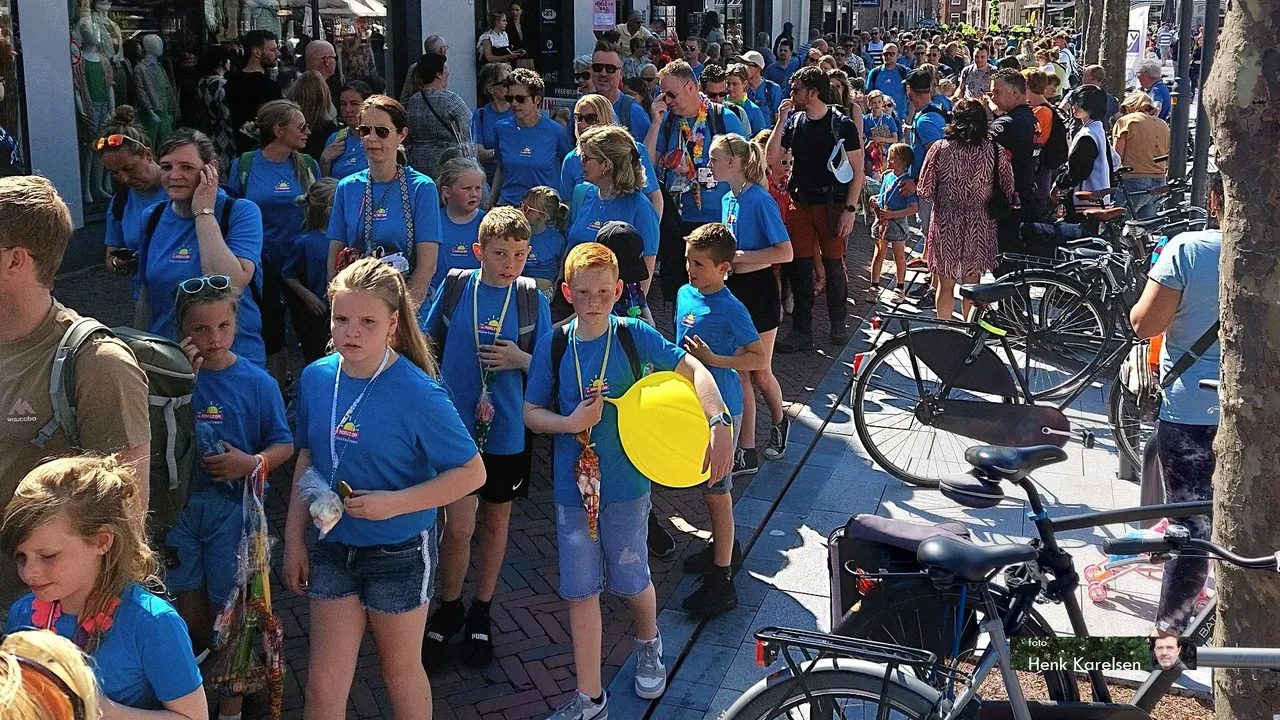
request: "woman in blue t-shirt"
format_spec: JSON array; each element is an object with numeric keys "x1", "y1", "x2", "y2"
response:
[
  {"x1": 283, "y1": 258, "x2": 484, "y2": 720},
  {"x1": 472, "y1": 62, "x2": 514, "y2": 186},
  {"x1": 319, "y1": 80, "x2": 374, "y2": 181},
  {"x1": 326, "y1": 95, "x2": 442, "y2": 307},
  {"x1": 560, "y1": 94, "x2": 663, "y2": 217},
  {"x1": 3, "y1": 455, "x2": 206, "y2": 719},
  {"x1": 140, "y1": 129, "x2": 268, "y2": 367},
  {"x1": 431, "y1": 157, "x2": 487, "y2": 295},
  {"x1": 96, "y1": 106, "x2": 167, "y2": 276},
  {"x1": 489, "y1": 68, "x2": 573, "y2": 207},
  {"x1": 229, "y1": 99, "x2": 318, "y2": 386}
]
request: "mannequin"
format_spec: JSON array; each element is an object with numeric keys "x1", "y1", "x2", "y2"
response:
[
  {"x1": 135, "y1": 34, "x2": 177, "y2": 147},
  {"x1": 73, "y1": 5, "x2": 116, "y2": 201}
]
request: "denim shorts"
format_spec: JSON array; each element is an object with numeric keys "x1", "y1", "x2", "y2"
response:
[
  {"x1": 702, "y1": 414, "x2": 741, "y2": 496},
  {"x1": 165, "y1": 486, "x2": 245, "y2": 605},
  {"x1": 556, "y1": 493, "x2": 652, "y2": 601},
  {"x1": 309, "y1": 523, "x2": 439, "y2": 615}
]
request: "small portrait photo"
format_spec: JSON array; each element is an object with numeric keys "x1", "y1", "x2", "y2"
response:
[{"x1": 1150, "y1": 635, "x2": 1195, "y2": 671}]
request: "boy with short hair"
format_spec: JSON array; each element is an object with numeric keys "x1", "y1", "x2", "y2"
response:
[
  {"x1": 677, "y1": 224, "x2": 767, "y2": 619},
  {"x1": 867, "y1": 143, "x2": 919, "y2": 303},
  {"x1": 524, "y1": 243, "x2": 734, "y2": 720},
  {"x1": 422, "y1": 206, "x2": 552, "y2": 667}
]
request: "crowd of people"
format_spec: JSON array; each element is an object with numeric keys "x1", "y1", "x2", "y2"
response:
[{"x1": 0, "y1": 13, "x2": 1218, "y2": 720}]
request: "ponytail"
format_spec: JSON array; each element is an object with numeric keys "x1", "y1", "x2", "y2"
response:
[
  {"x1": 329, "y1": 259, "x2": 438, "y2": 377},
  {"x1": 710, "y1": 133, "x2": 767, "y2": 188}
]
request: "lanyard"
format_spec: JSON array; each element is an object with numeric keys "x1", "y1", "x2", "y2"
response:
[
  {"x1": 571, "y1": 318, "x2": 613, "y2": 441},
  {"x1": 471, "y1": 270, "x2": 514, "y2": 391},
  {"x1": 329, "y1": 346, "x2": 392, "y2": 479}
]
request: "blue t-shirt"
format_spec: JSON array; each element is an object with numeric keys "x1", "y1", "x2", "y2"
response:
[
  {"x1": 1148, "y1": 230, "x2": 1221, "y2": 425},
  {"x1": 7, "y1": 584, "x2": 202, "y2": 710},
  {"x1": 327, "y1": 168, "x2": 442, "y2": 268},
  {"x1": 674, "y1": 285, "x2": 759, "y2": 416},
  {"x1": 867, "y1": 66, "x2": 909, "y2": 124},
  {"x1": 615, "y1": 94, "x2": 652, "y2": 142},
  {"x1": 193, "y1": 357, "x2": 292, "y2": 492},
  {"x1": 282, "y1": 228, "x2": 332, "y2": 302},
  {"x1": 691, "y1": 63, "x2": 705, "y2": 82},
  {"x1": 932, "y1": 94, "x2": 954, "y2": 112},
  {"x1": 525, "y1": 227, "x2": 567, "y2": 281},
  {"x1": 878, "y1": 170, "x2": 919, "y2": 212},
  {"x1": 472, "y1": 104, "x2": 515, "y2": 156},
  {"x1": 734, "y1": 98, "x2": 768, "y2": 136},
  {"x1": 525, "y1": 317, "x2": 686, "y2": 507},
  {"x1": 567, "y1": 185, "x2": 660, "y2": 256},
  {"x1": 863, "y1": 112, "x2": 903, "y2": 153},
  {"x1": 560, "y1": 142, "x2": 659, "y2": 199},
  {"x1": 431, "y1": 209, "x2": 485, "y2": 292},
  {"x1": 722, "y1": 184, "x2": 789, "y2": 252},
  {"x1": 762, "y1": 61, "x2": 795, "y2": 88},
  {"x1": 229, "y1": 151, "x2": 310, "y2": 267},
  {"x1": 423, "y1": 271, "x2": 553, "y2": 454},
  {"x1": 325, "y1": 129, "x2": 369, "y2": 181},
  {"x1": 1146, "y1": 81, "x2": 1172, "y2": 122},
  {"x1": 747, "y1": 79, "x2": 784, "y2": 126},
  {"x1": 655, "y1": 101, "x2": 747, "y2": 223},
  {"x1": 141, "y1": 192, "x2": 266, "y2": 367},
  {"x1": 295, "y1": 354, "x2": 478, "y2": 546},
  {"x1": 909, "y1": 105, "x2": 948, "y2": 179},
  {"x1": 494, "y1": 116, "x2": 573, "y2": 206},
  {"x1": 105, "y1": 186, "x2": 167, "y2": 250}
]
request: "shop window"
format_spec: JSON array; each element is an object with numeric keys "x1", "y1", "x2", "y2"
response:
[{"x1": 0, "y1": 1, "x2": 25, "y2": 176}]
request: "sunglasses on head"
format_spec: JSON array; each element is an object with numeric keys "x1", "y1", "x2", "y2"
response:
[
  {"x1": 507, "y1": 93, "x2": 531, "y2": 104},
  {"x1": 592, "y1": 63, "x2": 619, "y2": 74},
  {"x1": 520, "y1": 202, "x2": 546, "y2": 216},
  {"x1": 573, "y1": 112, "x2": 599, "y2": 124},
  {"x1": 94, "y1": 134, "x2": 146, "y2": 152},
  {"x1": 355, "y1": 124, "x2": 393, "y2": 139},
  {"x1": 178, "y1": 275, "x2": 232, "y2": 295},
  {"x1": 11, "y1": 653, "x2": 87, "y2": 720}
]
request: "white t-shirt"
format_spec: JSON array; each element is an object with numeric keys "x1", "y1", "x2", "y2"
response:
[{"x1": 478, "y1": 30, "x2": 511, "y2": 59}]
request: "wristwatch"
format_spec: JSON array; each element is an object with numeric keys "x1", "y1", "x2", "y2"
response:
[
  {"x1": 709, "y1": 411, "x2": 733, "y2": 429},
  {"x1": 194, "y1": 208, "x2": 216, "y2": 217},
  {"x1": 843, "y1": 204, "x2": 858, "y2": 213}
]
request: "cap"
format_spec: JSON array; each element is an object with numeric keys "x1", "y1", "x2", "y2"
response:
[
  {"x1": 741, "y1": 50, "x2": 766, "y2": 69},
  {"x1": 595, "y1": 221, "x2": 650, "y2": 284},
  {"x1": 906, "y1": 68, "x2": 934, "y2": 92}
]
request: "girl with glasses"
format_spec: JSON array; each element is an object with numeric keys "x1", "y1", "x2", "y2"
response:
[
  {"x1": 320, "y1": 80, "x2": 374, "y2": 181},
  {"x1": 489, "y1": 68, "x2": 573, "y2": 208},
  {"x1": 471, "y1": 63, "x2": 514, "y2": 186},
  {"x1": 95, "y1": 106, "x2": 166, "y2": 278}
]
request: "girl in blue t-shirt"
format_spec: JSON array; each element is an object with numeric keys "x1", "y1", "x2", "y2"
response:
[
  {"x1": 282, "y1": 258, "x2": 485, "y2": 719},
  {"x1": 3, "y1": 455, "x2": 206, "y2": 718},
  {"x1": 519, "y1": 186, "x2": 569, "y2": 295},
  {"x1": 96, "y1": 106, "x2": 167, "y2": 277},
  {"x1": 167, "y1": 278, "x2": 294, "y2": 720},
  {"x1": 283, "y1": 178, "x2": 339, "y2": 362},
  {"x1": 431, "y1": 157, "x2": 487, "y2": 296}
]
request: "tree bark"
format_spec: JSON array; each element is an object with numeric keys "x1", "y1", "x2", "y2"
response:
[
  {"x1": 1098, "y1": 0, "x2": 1131, "y2": 98},
  {"x1": 1085, "y1": 0, "x2": 1106, "y2": 64},
  {"x1": 1202, "y1": 0, "x2": 1280, "y2": 717},
  {"x1": 1076, "y1": 0, "x2": 1094, "y2": 60}
]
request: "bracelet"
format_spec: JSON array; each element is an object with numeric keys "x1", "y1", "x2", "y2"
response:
[{"x1": 254, "y1": 453, "x2": 268, "y2": 474}]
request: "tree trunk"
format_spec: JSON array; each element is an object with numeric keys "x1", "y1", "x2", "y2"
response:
[
  {"x1": 1076, "y1": 0, "x2": 1093, "y2": 60},
  {"x1": 1085, "y1": 0, "x2": 1106, "y2": 64},
  {"x1": 1098, "y1": 0, "x2": 1130, "y2": 98},
  {"x1": 1202, "y1": 0, "x2": 1280, "y2": 717}
]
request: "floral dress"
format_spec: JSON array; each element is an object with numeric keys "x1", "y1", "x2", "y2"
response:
[{"x1": 918, "y1": 138, "x2": 1016, "y2": 280}]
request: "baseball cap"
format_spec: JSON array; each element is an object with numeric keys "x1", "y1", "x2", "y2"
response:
[
  {"x1": 595, "y1": 221, "x2": 650, "y2": 284},
  {"x1": 741, "y1": 50, "x2": 766, "y2": 69},
  {"x1": 906, "y1": 68, "x2": 933, "y2": 92}
]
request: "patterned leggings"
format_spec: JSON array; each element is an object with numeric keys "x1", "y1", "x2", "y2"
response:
[{"x1": 1156, "y1": 421, "x2": 1217, "y2": 634}]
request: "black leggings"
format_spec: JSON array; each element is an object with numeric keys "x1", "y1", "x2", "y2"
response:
[
  {"x1": 1155, "y1": 420, "x2": 1217, "y2": 634},
  {"x1": 782, "y1": 257, "x2": 847, "y2": 335}
]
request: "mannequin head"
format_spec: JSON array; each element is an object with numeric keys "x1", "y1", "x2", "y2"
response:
[{"x1": 141, "y1": 34, "x2": 163, "y2": 59}]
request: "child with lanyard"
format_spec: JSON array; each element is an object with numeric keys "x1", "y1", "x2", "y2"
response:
[
  {"x1": 524, "y1": 243, "x2": 734, "y2": 720},
  {"x1": 430, "y1": 157, "x2": 487, "y2": 296},
  {"x1": 519, "y1": 186, "x2": 569, "y2": 297},
  {"x1": 3, "y1": 455, "x2": 206, "y2": 719},
  {"x1": 166, "y1": 277, "x2": 293, "y2": 720},
  {"x1": 326, "y1": 95, "x2": 442, "y2": 307},
  {"x1": 421, "y1": 207, "x2": 552, "y2": 668},
  {"x1": 283, "y1": 178, "x2": 340, "y2": 363},
  {"x1": 862, "y1": 90, "x2": 902, "y2": 175},
  {"x1": 867, "y1": 143, "x2": 919, "y2": 303},
  {"x1": 283, "y1": 259, "x2": 485, "y2": 720},
  {"x1": 675, "y1": 223, "x2": 768, "y2": 620},
  {"x1": 710, "y1": 133, "x2": 794, "y2": 476}
]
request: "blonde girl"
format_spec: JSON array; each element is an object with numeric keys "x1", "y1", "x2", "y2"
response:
[
  {"x1": 519, "y1": 185, "x2": 569, "y2": 294},
  {"x1": 0, "y1": 630, "x2": 100, "y2": 720},
  {"x1": 432, "y1": 157, "x2": 488, "y2": 295}
]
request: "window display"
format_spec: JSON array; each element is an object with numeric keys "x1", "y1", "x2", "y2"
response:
[{"x1": 0, "y1": 2, "x2": 25, "y2": 176}]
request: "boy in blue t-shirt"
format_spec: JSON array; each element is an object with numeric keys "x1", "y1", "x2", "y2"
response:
[
  {"x1": 524, "y1": 242, "x2": 734, "y2": 718},
  {"x1": 868, "y1": 144, "x2": 919, "y2": 302},
  {"x1": 421, "y1": 207, "x2": 552, "y2": 668},
  {"x1": 676, "y1": 224, "x2": 765, "y2": 619}
]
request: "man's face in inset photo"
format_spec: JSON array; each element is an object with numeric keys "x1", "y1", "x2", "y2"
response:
[{"x1": 1153, "y1": 636, "x2": 1180, "y2": 671}]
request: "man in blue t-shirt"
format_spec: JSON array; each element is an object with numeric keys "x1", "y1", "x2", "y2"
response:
[
  {"x1": 682, "y1": 37, "x2": 706, "y2": 81},
  {"x1": 867, "y1": 43, "x2": 909, "y2": 121},
  {"x1": 1137, "y1": 58, "x2": 1172, "y2": 122},
  {"x1": 591, "y1": 42, "x2": 652, "y2": 142},
  {"x1": 741, "y1": 51, "x2": 784, "y2": 127},
  {"x1": 762, "y1": 41, "x2": 797, "y2": 89},
  {"x1": 905, "y1": 69, "x2": 946, "y2": 234}
]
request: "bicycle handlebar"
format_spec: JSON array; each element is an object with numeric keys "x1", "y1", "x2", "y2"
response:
[{"x1": 1103, "y1": 533, "x2": 1280, "y2": 571}]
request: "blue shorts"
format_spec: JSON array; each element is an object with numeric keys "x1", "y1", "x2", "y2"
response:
[
  {"x1": 308, "y1": 524, "x2": 439, "y2": 615},
  {"x1": 702, "y1": 414, "x2": 741, "y2": 497},
  {"x1": 556, "y1": 493, "x2": 652, "y2": 602},
  {"x1": 166, "y1": 486, "x2": 245, "y2": 605}
]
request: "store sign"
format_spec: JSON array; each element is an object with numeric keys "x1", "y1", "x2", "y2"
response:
[
  {"x1": 542, "y1": 8, "x2": 556, "y2": 20},
  {"x1": 592, "y1": 0, "x2": 616, "y2": 32}
]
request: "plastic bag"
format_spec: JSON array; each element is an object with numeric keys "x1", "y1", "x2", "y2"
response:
[{"x1": 297, "y1": 466, "x2": 343, "y2": 538}]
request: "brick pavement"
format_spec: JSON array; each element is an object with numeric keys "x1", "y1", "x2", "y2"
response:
[{"x1": 51, "y1": 221, "x2": 876, "y2": 719}]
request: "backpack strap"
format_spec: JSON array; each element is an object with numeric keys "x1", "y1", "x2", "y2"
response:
[
  {"x1": 138, "y1": 202, "x2": 169, "y2": 288},
  {"x1": 615, "y1": 319, "x2": 642, "y2": 381},
  {"x1": 868, "y1": 67, "x2": 880, "y2": 88},
  {"x1": 571, "y1": 182, "x2": 589, "y2": 224},
  {"x1": 618, "y1": 94, "x2": 635, "y2": 133},
  {"x1": 302, "y1": 153, "x2": 321, "y2": 185},
  {"x1": 1160, "y1": 321, "x2": 1220, "y2": 391},
  {"x1": 434, "y1": 268, "x2": 473, "y2": 352},
  {"x1": 549, "y1": 323, "x2": 571, "y2": 412},
  {"x1": 32, "y1": 317, "x2": 115, "y2": 449},
  {"x1": 514, "y1": 276, "x2": 540, "y2": 355},
  {"x1": 110, "y1": 191, "x2": 129, "y2": 224},
  {"x1": 236, "y1": 151, "x2": 255, "y2": 197},
  {"x1": 897, "y1": 65, "x2": 909, "y2": 81},
  {"x1": 708, "y1": 102, "x2": 726, "y2": 138},
  {"x1": 216, "y1": 198, "x2": 263, "y2": 309}
]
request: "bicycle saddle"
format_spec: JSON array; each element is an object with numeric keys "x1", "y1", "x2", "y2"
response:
[
  {"x1": 964, "y1": 445, "x2": 1068, "y2": 482},
  {"x1": 1082, "y1": 207, "x2": 1126, "y2": 222},
  {"x1": 1074, "y1": 188, "x2": 1118, "y2": 201},
  {"x1": 917, "y1": 534, "x2": 1038, "y2": 583},
  {"x1": 958, "y1": 282, "x2": 1019, "y2": 306},
  {"x1": 1070, "y1": 247, "x2": 1110, "y2": 260}
]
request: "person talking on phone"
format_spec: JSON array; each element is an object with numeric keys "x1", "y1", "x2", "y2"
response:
[{"x1": 96, "y1": 106, "x2": 167, "y2": 282}]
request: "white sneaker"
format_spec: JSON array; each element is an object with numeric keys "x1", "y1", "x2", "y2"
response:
[
  {"x1": 547, "y1": 691, "x2": 607, "y2": 720},
  {"x1": 634, "y1": 631, "x2": 666, "y2": 699}
]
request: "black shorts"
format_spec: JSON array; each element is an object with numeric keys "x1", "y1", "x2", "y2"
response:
[
  {"x1": 476, "y1": 444, "x2": 532, "y2": 504},
  {"x1": 727, "y1": 268, "x2": 781, "y2": 334}
]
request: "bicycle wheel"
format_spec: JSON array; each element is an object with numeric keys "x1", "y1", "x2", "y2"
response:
[
  {"x1": 1108, "y1": 381, "x2": 1154, "y2": 471},
  {"x1": 723, "y1": 664, "x2": 941, "y2": 720},
  {"x1": 988, "y1": 270, "x2": 1111, "y2": 401},
  {"x1": 853, "y1": 328, "x2": 1017, "y2": 487}
]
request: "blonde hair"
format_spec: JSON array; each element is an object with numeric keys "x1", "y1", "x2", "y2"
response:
[
  {"x1": 290, "y1": 70, "x2": 338, "y2": 126},
  {"x1": 329, "y1": 259, "x2": 437, "y2": 377},
  {"x1": 577, "y1": 125, "x2": 647, "y2": 195},
  {"x1": 0, "y1": 455, "x2": 161, "y2": 653},
  {"x1": 0, "y1": 176, "x2": 73, "y2": 287},
  {"x1": 1121, "y1": 91, "x2": 1158, "y2": 116},
  {"x1": 255, "y1": 99, "x2": 317, "y2": 193},
  {"x1": 479, "y1": 206, "x2": 532, "y2": 247},
  {"x1": 867, "y1": 90, "x2": 886, "y2": 105},
  {"x1": 300, "y1": 177, "x2": 339, "y2": 232},
  {"x1": 564, "y1": 242, "x2": 619, "y2": 285},
  {"x1": 0, "y1": 631, "x2": 100, "y2": 720},
  {"x1": 574, "y1": 94, "x2": 617, "y2": 127},
  {"x1": 521, "y1": 186, "x2": 569, "y2": 232},
  {"x1": 437, "y1": 157, "x2": 486, "y2": 194},
  {"x1": 710, "y1": 133, "x2": 767, "y2": 187}
]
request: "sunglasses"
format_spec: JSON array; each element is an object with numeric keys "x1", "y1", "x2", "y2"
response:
[
  {"x1": 12, "y1": 653, "x2": 87, "y2": 720},
  {"x1": 507, "y1": 93, "x2": 531, "y2": 104},
  {"x1": 779, "y1": 159, "x2": 792, "y2": 166},
  {"x1": 575, "y1": 71, "x2": 591, "y2": 81},
  {"x1": 573, "y1": 112, "x2": 599, "y2": 124},
  {"x1": 592, "y1": 63, "x2": 619, "y2": 74},
  {"x1": 177, "y1": 275, "x2": 232, "y2": 295},
  {"x1": 355, "y1": 124, "x2": 393, "y2": 139},
  {"x1": 705, "y1": 90, "x2": 728, "y2": 100},
  {"x1": 94, "y1": 134, "x2": 146, "y2": 152},
  {"x1": 520, "y1": 202, "x2": 546, "y2": 216},
  {"x1": 662, "y1": 89, "x2": 680, "y2": 101},
  {"x1": 642, "y1": 76, "x2": 658, "y2": 83}
]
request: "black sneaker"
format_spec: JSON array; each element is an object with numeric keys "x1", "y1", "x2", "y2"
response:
[
  {"x1": 916, "y1": 292, "x2": 936, "y2": 310},
  {"x1": 681, "y1": 568, "x2": 738, "y2": 620},
  {"x1": 776, "y1": 331, "x2": 814, "y2": 354},
  {"x1": 732, "y1": 447, "x2": 759, "y2": 477},
  {"x1": 682, "y1": 539, "x2": 743, "y2": 575},
  {"x1": 459, "y1": 601, "x2": 494, "y2": 668},
  {"x1": 763, "y1": 417, "x2": 790, "y2": 461},
  {"x1": 829, "y1": 326, "x2": 851, "y2": 345},
  {"x1": 648, "y1": 510, "x2": 675, "y2": 559},
  {"x1": 907, "y1": 282, "x2": 932, "y2": 299},
  {"x1": 421, "y1": 598, "x2": 464, "y2": 665}
]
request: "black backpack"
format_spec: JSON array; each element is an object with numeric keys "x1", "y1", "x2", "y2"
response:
[
  {"x1": 546, "y1": 320, "x2": 641, "y2": 413},
  {"x1": 110, "y1": 191, "x2": 129, "y2": 224},
  {"x1": 1036, "y1": 101, "x2": 1070, "y2": 176},
  {"x1": 429, "y1": 268, "x2": 543, "y2": 357},
  {"x1": 659, "y1": 102, "x2": 728, "y2": 158}
]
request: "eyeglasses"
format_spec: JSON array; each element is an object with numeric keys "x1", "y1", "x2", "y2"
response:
[
  {"x1": 355, "y1": 124, "x2": 393, "y2": 139},
  {"x1": 178, "y1": 275, "x2": 232, "y2": 295},
  {"x1": 642, "y1": 76, "x2": 658, "y2": 83},
  {"x1": 94, "y1": 134, "x2": 147, "y2": 152},
  {"x1": 592, "y1": 63, "x2": 619, "y2": 74},
  {"x1": 573, "y1": 112, "x2": 599, "y2": 124},
  {"x1": 575, "y1": 71, "x2": 591, "y2": 81},
  {"x1": 662, "y1": 89, "x2": 680, "y2": 101},
  {"x1": 293, "y1": 121, "x2": 310, "y2": 133},
  {"x1": 11, "y1": 653, "x2": 87, "y2": 720},
  {"x1": 507, "y1": 93, "x2": 531, "y2": 104}
]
